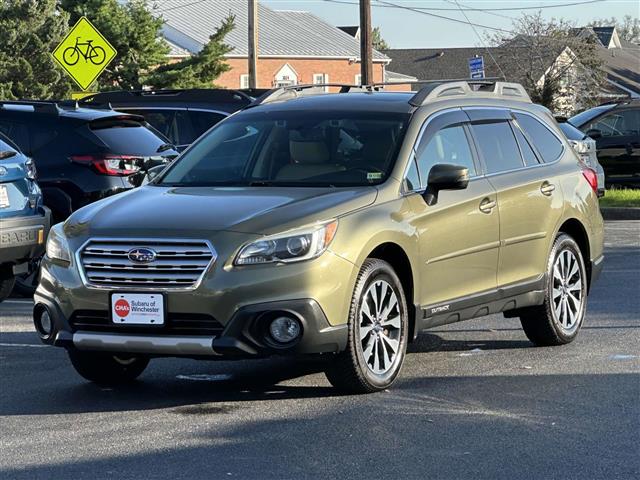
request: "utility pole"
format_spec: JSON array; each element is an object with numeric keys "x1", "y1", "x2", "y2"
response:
[
  {"x1": 248, "y1": 0, "x2": 258, "y2": 89},
  {"x1": 359, "y1": 0, "x2": 373, "y2": 85}
]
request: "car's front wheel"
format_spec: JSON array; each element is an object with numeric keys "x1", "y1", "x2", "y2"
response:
[
  {"x1": 520, "y1": 233, "x2": 588, "y2": 346},
  {"x1": 325, "y1": 258, "x2": 409, "y2": 393},
  {"x1": 67, "y1": 349, "x2": 149, "y2": 385}
]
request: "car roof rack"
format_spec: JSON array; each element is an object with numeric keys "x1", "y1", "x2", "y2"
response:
[
  {"x1": 248, "y1": 83, "x2": 373, "y2": 107},
  {"x1": 80, "y1": 88, "x2": 253, "y2": 105},
  {"x1": 408, "y1": 79, "x2": 531, "y2": 106},
  {"x1": 0, "y1": 100, "x2": 61, "y2": 115}
]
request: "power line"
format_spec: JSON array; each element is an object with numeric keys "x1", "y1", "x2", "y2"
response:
[
  {"x1": 323, "y1": 0, "x2": 604, "y2": 12},
  {"x1": 372, "y1": 0, "x2": 515, "y2": 34},
  {"x1": 441, "y1": 0, "x2": 515, "y2": 21}
]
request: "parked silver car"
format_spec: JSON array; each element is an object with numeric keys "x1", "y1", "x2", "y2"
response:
[{"x1": 558, "y1": 121, "x2": 605, "y2": 196}]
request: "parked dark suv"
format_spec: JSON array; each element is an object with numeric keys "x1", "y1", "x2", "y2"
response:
[
  {"x1": 0, "y1": 101, "x2": 179, "y2": 222},
  {"x1": 569, "y1": 99, "x2": 640, "y2": 188},
  {"x1": 0, "y1": 132, "x2": 50, "y2": 301},
  {"x1": 81, "y1": 89, "x2": 255, "y2": 151}
]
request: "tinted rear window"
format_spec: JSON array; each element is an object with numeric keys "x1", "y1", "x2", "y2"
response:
[
  {"x1": 558, "y1": 122, "x2": 587, "y2": 141},
  {"x1": 513, "y1": 113, "x2": 563, "y2": 163},
  {"x1": 471, "y1": 121, "x2": 523, "y2": 174},
  {"x1": 91, "y1": 124, "x2": 167, "y2": 155},
  {"x1": 0, "y1": 133, "x2": 18, "y2": 153}
]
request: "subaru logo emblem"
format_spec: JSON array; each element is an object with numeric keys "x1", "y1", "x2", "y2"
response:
[
  {"x1": 128, "y1": 247, "x2": 157, "y2": 264},
  {"x1": 0, "y1": 166, "x2": 7, "y2": 177}
]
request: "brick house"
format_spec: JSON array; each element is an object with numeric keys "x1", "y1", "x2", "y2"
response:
[{"x1": 153, "y1": 1, "x2": 393, "y2": 91}]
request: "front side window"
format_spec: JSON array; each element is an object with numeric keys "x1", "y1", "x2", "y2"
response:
[
  {"x1": 471, "y1": 121, "x2": 524, "y2": 174},
  {"x1": 158, "y1": 110, "x2": 409, "y2": 187},
  {"x1": 415, "y1": 124, "x2": 476, "y2": 184},
  {"x1": 513, "y1": 113, "x2": 563, "y2": 163},
  {"x1": 585, "y1": 109, "x2": 640, "y2": 138}
]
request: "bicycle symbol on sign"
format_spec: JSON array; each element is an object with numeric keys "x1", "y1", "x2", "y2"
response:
[{"x1": 62, "y1": 37, "x2": 106, "y2": 66}]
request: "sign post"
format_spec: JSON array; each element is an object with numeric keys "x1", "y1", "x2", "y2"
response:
[
  {"x1": 468, "y1": 56, "x2": 485, "y2": 80},
  {"x1": 52, "y1": 17, "x2": 117, "y2": 91}
]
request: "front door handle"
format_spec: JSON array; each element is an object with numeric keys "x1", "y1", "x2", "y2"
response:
[
  {"x1": 540, "y1": 181, "x2": 555, "y2": 196},
  {"x1": 479, "y1": 198, "x2": 496, "y2": 214}
]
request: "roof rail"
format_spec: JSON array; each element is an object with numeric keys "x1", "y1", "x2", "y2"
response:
[
  {"x1": 0, "y1": 100, "x2": 60, "y2": 114},
  {"x1": 409, "y1": 79, "x2": 531, "y2": 106},
  {"x1": 80, "y1": 88, "x2": 253, "y2": 105},
  {"x1": 248, "y1": 83, "x2": 371, "y2": 107}
]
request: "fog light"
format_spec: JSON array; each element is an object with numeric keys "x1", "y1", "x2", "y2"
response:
[
  {"x1": 34, "y1": 307, "x2": 53, "y2": 338},
  {"x1": 269, "y1": 316, "x2": 301, "y2": 344}
]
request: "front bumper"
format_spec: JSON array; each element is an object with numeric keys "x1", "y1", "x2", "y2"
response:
[
  {"x1": 34, "y1": 297, "x2": 347, "y2": 358},
  {"x1": 0, "y1": 207, "x2": 50, "y2": 269}
]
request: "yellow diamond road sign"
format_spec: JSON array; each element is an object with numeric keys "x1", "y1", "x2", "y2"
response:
[{"x1": 52, "y1": 17, "x2": 116, "y2": 91}]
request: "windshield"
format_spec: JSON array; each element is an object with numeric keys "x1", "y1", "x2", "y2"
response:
[
  {"x1": 569, "y1": 104, "x2": 615, "y2": 129},
  {"x1": 157, "y1": 110, "x2": 409, "y2": 187}
]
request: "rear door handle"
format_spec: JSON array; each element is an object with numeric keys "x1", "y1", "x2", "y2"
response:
[
  {"x1": 479, "y1": 198, "x2": 496, "y2": 214},
  {"x1": 540, "y1": 181, "x2": 555, "y2": 196}
]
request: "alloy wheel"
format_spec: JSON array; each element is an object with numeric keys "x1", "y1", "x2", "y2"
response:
[
  {"x1": 551, "y1": 249, "x2": 584, "y2": 332},
  {"x1": 358, "y1": 280, "x2": 402, "y2": 375}
]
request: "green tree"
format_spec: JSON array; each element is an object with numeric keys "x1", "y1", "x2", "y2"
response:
[
  {"x1": 60, "y1": 0, "x2": 170, "y2": 90},
  {"x1": 372, "y1": 26, "x2": 389, "y2": 51},
  {"x1": 145, "y1": 15, "x2": 235, "y2": 89},
  {"x1": 590, "y1": 15, "x2": 640, "y2": 44},
  {"x1": 0, "y1": 0, "x2": 73, "y2": 100}
]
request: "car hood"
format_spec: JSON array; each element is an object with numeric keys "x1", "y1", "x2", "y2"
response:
[{"x1": 65, "y1": 185, "x2": 378, "y2": 237}]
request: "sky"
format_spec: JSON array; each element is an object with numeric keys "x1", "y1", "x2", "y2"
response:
[{"x1": 261, "y1": 0, "x2": 640, "y2": 48}]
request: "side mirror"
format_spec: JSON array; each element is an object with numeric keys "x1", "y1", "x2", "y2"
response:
[
  {"x1": 586, "y1": 128, "x2": 602, "y2": 139},
  {"x1": 422, "y1": 164, "x2": 469, "y2": 206}
]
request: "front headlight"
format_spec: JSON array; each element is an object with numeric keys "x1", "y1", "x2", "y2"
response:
[
  {"x1": 235, "y1": 220, "x2": 338, "y2": 265},
  {"x1": 46, "y1": 223, "x2": 71, "y2": 264}
]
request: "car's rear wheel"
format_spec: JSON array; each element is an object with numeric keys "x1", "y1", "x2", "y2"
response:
[
  {"x1": 325, "y1": 258, "x2": 409, "y2": 393},
  {"x1": 0, "y1": 268, "x2": 15, "y2": 303},
  {"x1": 68, "y1": 349, "x2": 149, "y2": 385},
  {"x1": 520, "y1": 233, "x2": 587, "y2": 346}
]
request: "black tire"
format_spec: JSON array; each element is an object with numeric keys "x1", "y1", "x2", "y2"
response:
[
  {"x1": 325, "y1": 258, "x2": 409, "y2": 393},
  {"x1": 68, "y1": 349, "x2": 149, "y2": 385},
  {"x1": 13, "y1": 256, "x2": 41, "y2": 297},
  {"x1": 0, "y1": 271, "x2": 15, "y2": 303},
  {"x1": 520, "y1": 233, "x2": 588, "y2": 346}
]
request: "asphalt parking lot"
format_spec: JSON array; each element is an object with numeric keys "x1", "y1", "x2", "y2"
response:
[{"x1": 1, "y1": 221, "x2": 638, "y2": 480}]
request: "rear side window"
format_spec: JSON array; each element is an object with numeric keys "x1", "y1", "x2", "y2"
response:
[
  {"x1": 512, "y1": 123, "x2": 540, "y2": 167},
  {"x1": 585, "y1": 109, "x2": 640, "y2": 137},
  {"x1": 471, "y1": 121, "x2": 523, "y2": 173},
  {"x1": 189, "y1": 111, "x2": 227, "y2": 139},
  {"x1": 513, "y1": 113, "x2": 563, "y2": 163},
  {"x1": 415, "y1": 124, "x2": 476, "y2": 182}
]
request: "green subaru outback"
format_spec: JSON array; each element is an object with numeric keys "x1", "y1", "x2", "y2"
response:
[{"x1": 35, "y1": 81, "x2": 604, "y2": 393}]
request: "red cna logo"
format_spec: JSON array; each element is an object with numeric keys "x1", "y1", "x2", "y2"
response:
[{"x1": 114, "y1": 299, "x2": 130, "y2": 318}]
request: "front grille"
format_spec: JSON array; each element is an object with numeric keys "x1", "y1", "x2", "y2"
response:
[
  {"x1": 70, "y1": 310, "x2": 224, "y2": 336},
  {"x1": 79, "y1": 239, "x2": 215, "y2": 289}
]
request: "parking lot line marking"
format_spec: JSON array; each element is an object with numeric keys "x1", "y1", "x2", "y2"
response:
[{"x1": 0, "y1": 343, "x2": 49, "y2": 348}]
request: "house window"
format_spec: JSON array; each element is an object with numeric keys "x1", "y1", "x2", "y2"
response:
[
  {"x1": 313, "y1": 73, "x2": 329, "y2": 92},
  {"x1": 355, "y1": 74, "x2": 362, "y2": 85},
  {"x1": 240, "y1": 74, "x2": 250, "y2": 89}
]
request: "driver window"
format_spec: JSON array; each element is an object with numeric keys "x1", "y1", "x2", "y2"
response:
[
  {"x1": 415, "y1": 124, "x2": 475, "y2": 186},
  {"x1": 587, "y1": 109, "x2": 640, "y2": 138}
]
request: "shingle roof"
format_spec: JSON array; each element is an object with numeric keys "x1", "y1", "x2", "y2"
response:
[
  {"x1": 152, "y1": 1, "x2": 387, "y2": 61},
  {"x1": 592, "y1": 27, "x2": 615, "y2": 48},
  {"x1": 597, "y1": 43, "x2": 640, "y2": 95},
  {"x1": 382, "y1": 46, "x2": 565, "y2": 84}
]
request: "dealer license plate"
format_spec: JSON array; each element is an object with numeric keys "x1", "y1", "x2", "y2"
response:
[{"x1": 110, "y1": 293, "x2": 165, "y2": 325}]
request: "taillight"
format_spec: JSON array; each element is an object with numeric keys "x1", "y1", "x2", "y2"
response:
[
  {"x1": 582, "y1": 167, "x2": 598, "y2": 194},
  {"x1": 70, "y1": 154, "x2": 142, "y2": 176}
]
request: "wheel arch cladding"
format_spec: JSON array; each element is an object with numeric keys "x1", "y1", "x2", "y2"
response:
[
  {"x1": 367, "y1": 242, "x2": 416, "y2": 340},
  {"x1": 558, "y1": 218, "x2": 592, "y2": 290}
]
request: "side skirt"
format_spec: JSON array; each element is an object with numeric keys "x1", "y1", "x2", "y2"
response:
[{"x1": 416, "y1": 276, "x2": 546, "y2": 332}]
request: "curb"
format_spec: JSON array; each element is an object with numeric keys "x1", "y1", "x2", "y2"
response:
[{"x1": 600, "y1": 207, "x2": 640, "y2": 221}]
